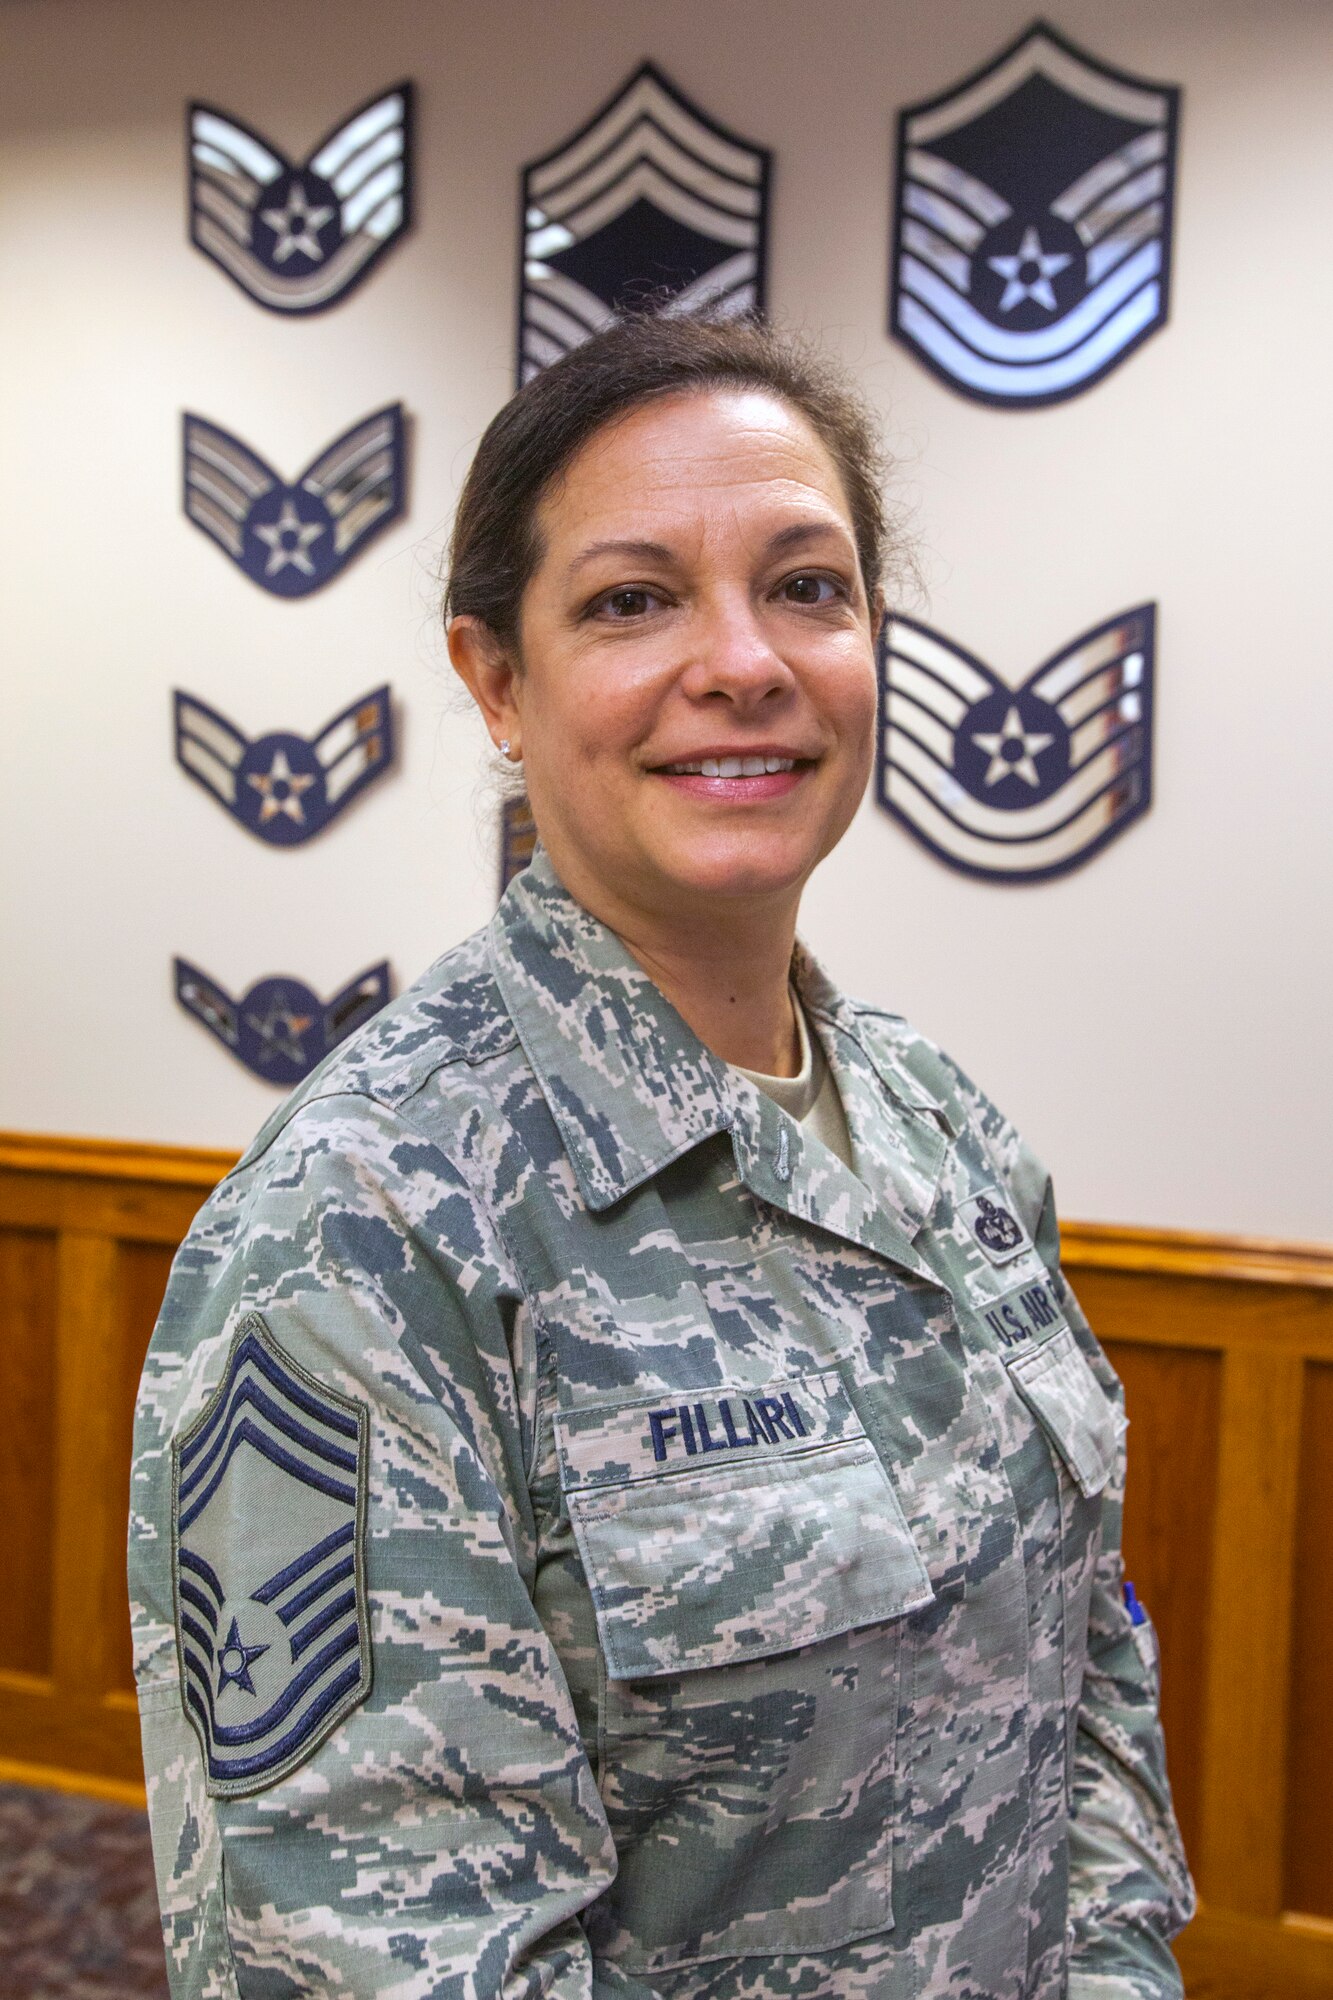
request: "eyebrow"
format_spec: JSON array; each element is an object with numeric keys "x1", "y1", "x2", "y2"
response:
[
  {"x1": 565, "y1": 520, "x2": 850, "y2": 578},
  {"x1": 566, "y1": 538, "x2": 675, "y2": 576}
]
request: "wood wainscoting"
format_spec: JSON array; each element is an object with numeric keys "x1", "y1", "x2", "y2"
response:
[{"x1": 0, "y1": 1133, "x2": 1329, "y2": 1996}]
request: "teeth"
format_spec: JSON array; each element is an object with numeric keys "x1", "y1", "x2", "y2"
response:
[{"x1": 663, "y1": 755, "x2": 797, "y2": 777}]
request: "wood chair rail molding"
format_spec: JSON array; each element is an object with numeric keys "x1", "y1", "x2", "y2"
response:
[{"x1": 1, "y1": 1129, "x2": 1330, "y2": 2000}]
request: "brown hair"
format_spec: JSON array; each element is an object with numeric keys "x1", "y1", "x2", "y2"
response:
[{"x1": 444, "y1": 313, "x2": 892, "y2": 650}]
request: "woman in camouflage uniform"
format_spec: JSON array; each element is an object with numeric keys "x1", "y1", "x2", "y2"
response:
[{"x1": 131, "y1": 315, "x2": 1193, "y2": 1998}]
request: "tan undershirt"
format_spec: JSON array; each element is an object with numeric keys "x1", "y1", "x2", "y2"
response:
[{"x1": 731, "y1": 993, "x2": 855, "y2": 1170}]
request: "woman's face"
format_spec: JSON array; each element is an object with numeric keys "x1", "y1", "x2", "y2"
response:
[{"x1": 461, "y1": 387, "x2": 880, "y2": 930}]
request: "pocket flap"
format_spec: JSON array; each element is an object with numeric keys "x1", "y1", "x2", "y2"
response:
[
  {"x1": 1005, "y1": 1327, "x2": 1125, "y2": 1499},
  {"x1": 555, "y1": 1371, "x2": 933, "y2": 1680}
]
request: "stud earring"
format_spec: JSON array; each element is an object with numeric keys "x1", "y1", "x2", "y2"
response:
[{"x1": 499, "y1": 739, "x2": 511, "y2": 757}]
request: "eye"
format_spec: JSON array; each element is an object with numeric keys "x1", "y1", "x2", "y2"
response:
[
  {"x1": 589, "y1": 585, "x2": 661, "y2": 621},
  {"x1": 778, "y1": 571, "x2": 847, "y2": 608}
]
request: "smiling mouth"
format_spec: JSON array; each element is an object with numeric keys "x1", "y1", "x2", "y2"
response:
[{"x1": 655, "y1": 754, "x2": 804, "y2": 777}]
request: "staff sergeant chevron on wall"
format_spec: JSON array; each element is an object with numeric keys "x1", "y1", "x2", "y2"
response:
[{"x1": 188, "y1": 84, "x2": 414, "y2": 313}]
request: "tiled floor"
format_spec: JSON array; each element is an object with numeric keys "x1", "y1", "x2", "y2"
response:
[{"x1": 0, "y1": 1784, "x2": 168, "y2": 1999}]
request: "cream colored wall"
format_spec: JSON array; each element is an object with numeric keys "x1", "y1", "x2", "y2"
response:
[{"x1": 1, "y1": 0, "x2": 1329, "y2": 1238}]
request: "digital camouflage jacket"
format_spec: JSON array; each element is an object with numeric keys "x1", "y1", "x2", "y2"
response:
[{"x1": 129, "y1": 850, "x2": 1194, "y2": 1999}]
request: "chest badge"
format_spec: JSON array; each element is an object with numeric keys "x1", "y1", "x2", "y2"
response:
[
  {"x1": 517, "y1": 62, "x2": 770, "y2": 385},
  {"x1": 183, "y1": 406, "x2": 406, "y2": 598},
  {"x1": 174, "y1": 688, "x2": 393, "y2": 845},
  {"x1": 188, "y1": 85, "x2": 414, "y2": 313},
  {"x1": 889, "y1": 24, "x2": 1180, "y2": 407},
  {"x1": 877, "y1": 605, "x2": 1155, "y2": 882},
  {"x1": 960, "y1": 1188, "x2": 1032, "y2": 1265},
  {"x1": 174, "y1": 959, "x2": 391, "y2": 1084}
]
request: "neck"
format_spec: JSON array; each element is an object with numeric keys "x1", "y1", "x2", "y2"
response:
[{"x1": 548, "y1": 858, "x2": 804, "y2": 1077}]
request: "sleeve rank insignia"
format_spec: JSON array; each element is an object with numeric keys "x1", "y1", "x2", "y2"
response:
[
  {"x1": 172, "y1": 1313, "x2": 371, "y2": 1796},
  {"x1": 188, "y1": 84, "x2": 414, "y2": 313},
  {"x1": 174, "y1": 960, "x2": 392, "y2": 1084},
  {"x1": 182, "y1": 405, "x2": 407, "y2": 598},
  {"x1": 173, "y1": 687, "x2": 393, "y2": 845},
  {"x1": 518, "y1": 62, "x2": 771, "y2": 385},
  {"x1": 889, "y1": 25, "x2": 1180, "y2": 407},
  {"x1": 877, "y1": 605, "x2": 1156, "y2": 882}
]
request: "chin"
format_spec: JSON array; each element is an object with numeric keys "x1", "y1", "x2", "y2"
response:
[{"x1": 657, "y1": 838, "x2": 815, "y2": 906}]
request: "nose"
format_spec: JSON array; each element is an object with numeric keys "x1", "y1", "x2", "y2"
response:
[{"x1": 679, "y1": 593, "x2": 797, "y2": 711}]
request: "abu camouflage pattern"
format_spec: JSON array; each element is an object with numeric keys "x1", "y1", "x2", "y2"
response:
[{"x1": 129, "y1": 848, "x2": 1193, "y2": 1998}]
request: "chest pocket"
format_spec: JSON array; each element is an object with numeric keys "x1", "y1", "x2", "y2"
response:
[
  {"x1": 554, "y1": 1369, "x2": 931, "y2": 1972},
  {"x1": 1004, "y1": 1325, "x2": 1124, "y2": 1499}
]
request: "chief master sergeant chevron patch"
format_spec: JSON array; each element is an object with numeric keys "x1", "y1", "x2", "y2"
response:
[{"x1": 172, "y1": 1314, "x2": 371, "y2": 1797}]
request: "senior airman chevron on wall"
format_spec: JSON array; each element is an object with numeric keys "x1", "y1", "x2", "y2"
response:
[
  {"x1": 132, "y1": 852, "x2": 1191, "y2": 1997},
  {"x1": 182, "y1": 406, "x2": 406, "y2": 597}
]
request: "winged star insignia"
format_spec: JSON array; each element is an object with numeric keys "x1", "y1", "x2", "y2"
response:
[
  {"x1": 174, "y1": 960, "x2": 392, "y2": 1085},
  {"x1": 183, "y1": 406, "x2": 406, "y2": 597},
  {"x1": 517, "y1": 62, "x2": 770, "y2": 385},
  {"x1": 889, "y1": 23, "x2": 1180, "y2": 407},
  {"x1": 877, "y1": 605, "x2": 1156, "y2": 882},
  {"x1": 172, "y1": 1313, "x2": 370, "y2": 1796},
  {"x1": 174, "y1": 687, "x2": 394, "y2": 845},
  {"x1": 188, "y1": 84, "x2": 414, "y2": 313}
]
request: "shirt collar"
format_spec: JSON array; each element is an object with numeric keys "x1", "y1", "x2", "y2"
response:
[{"x1": 488, "y1": 850, "x2": 951, "y2": 1261}]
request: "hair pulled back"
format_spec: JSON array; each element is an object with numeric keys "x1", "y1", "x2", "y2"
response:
[{"x1": 444, "y1": 313, "x2": 891, "y2": 651}]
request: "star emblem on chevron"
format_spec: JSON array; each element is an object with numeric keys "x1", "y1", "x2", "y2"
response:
[
  {"x1": 889, "y1": 23, "x2": 1181, "y2": 406},
  {"x1": 174, "y1": 689, "x2": 393, "y2": 844},
  {"x1": 877, "y1": 606, "x2": 1156, "y2": 882},
  {"x1": 188, "y1": 84, "x2": 414, "y2": 312},
  {"x1": 260, "y1": 181, "x2": 335, "y2": 265},
  {"x1": 971, "y1": 702, "x2": 1055, "y2": 788},
  {"x1": 252, "y1": 497, "x2": 325, "y2": 578},
  {"x1": 182, "y1": 407, "x2": 406, "y2": 596},
  {"x1": 215, "y1": 1616, "x2": 269, "y2": 1698},
  {"x1": 987, "y1": 225, "x2": 1073, "y2": 314}
]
